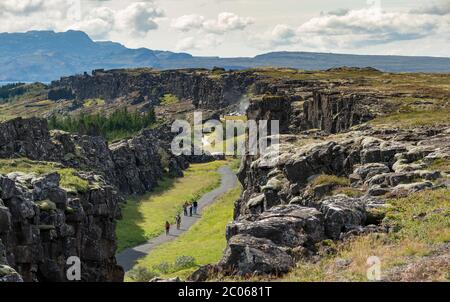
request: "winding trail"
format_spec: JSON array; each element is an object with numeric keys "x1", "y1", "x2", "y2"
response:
[{"x1": 116, "y1": 165, "x2": 238, "y2": 272}]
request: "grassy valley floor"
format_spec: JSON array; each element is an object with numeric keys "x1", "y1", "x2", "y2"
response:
[
  {"x1": 116, "y1": 159, "x2": 237, "y2": 253},
  {"x1": 126, "y1": 184, "x2": 242, "y2": 281}
]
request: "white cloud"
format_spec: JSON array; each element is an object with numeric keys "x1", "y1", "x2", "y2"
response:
[
  {"x1": 0, "y1": 0, "x2": 78, "y2": 31},
  {"x1": 171, "y1": 12, "x2": 253, "y2": 34},
  {"x1": 410, "y1": 1, "x2": 450, "y2": 16},
  {"x1": 0, "y1": 0, "x2": 45, "y2": 15},
  {"x1": 298, "y1": 8, "x2": 436, "y2": 38},
  {"x1": 115, "y1": 2, "x2": 164, "y2": 36},
  {"x1": 254, "y1": 7, "x2": 448, "y2": 50},
  {"x1": 203, "y1": 12, "x2": 254, "y2": 34},
  {"x1": 72, "y1": 7, "x2": 116, "y2": 39},
  {"x1": 171, "y1": 14, "x2": 205, "y2": 32},
  {"x1": 269, "y1": 24, "x2": 298, "y2": 45},
  {"x1": 0, "y1": 1, "x2": 163, "y2": 39}
]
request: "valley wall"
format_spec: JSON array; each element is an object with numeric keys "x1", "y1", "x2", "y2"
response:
[{"x1": 49, "y1": 69, "x2": 257, "y2": 110}]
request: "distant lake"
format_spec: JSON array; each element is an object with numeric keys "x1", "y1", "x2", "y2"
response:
[{"x1": 0, "y1": 81, "x2": 49, "y2": 87}]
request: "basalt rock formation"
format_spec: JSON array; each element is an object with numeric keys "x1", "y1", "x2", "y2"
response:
[
  {"x1": 0, "y1": 117, "x2": 164, "y2": 196},
  {"x1": 49, "y1": 69, "x2": 257, "y2": 110},
  {"x1": 0, "y1": 172, "x2": 123, "y2": 282},
  {"x1": 302, "y1": 91, "x2": 379, "y2": 133},
  {"x1": 210, "y1": 81, "x2": 450, "y2": 277}
]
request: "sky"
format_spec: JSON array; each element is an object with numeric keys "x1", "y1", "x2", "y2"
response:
[{"x1": 0, "y1": 0, "x2": 449, "y2": 57}]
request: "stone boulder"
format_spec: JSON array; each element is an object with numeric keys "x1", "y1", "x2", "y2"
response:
[
  {"x1": 284, "y1": 141, "x2": 347, "y2": 185},
  {"x1": 220, "y1": 235, "x2": 295, "y2": 276},
  {"x1": 187, "y1": 264, "x2": 221, "y2": 282},
  {"x1": 319, "y1": 195, "x2": 367, "y2": 240},
  {"x1": 350, "y1": 163, "x2": 390, "y2": 183},
  {"x1": 168, "y1": 157, "x2": 184, "y2": 178},
  {"x1": 220, "y1": 205, "x2": 324, "y2": 275}
]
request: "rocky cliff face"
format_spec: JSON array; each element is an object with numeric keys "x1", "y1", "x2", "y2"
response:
[
  {"x1": 0, "y1": 117, "x2": 163, "y2": 195},
  {"x1": 246, "y1": 95, "x2": 296, "y2": 134},
  {"x1": 302, "y1": 91, "x2": 379, "y2": 133},
  {"x1": 49, "y1": 69, "x2": 257, "y2": 110},
  {"x1": 211, "y1": 87, "x2": 450, "y2": 277},
  {"x1": 246, "y1": 78, "x2": 383, "y2": 135},
  {"x1": 0, "y1": 172, "x2": 123, "y2": 282}
]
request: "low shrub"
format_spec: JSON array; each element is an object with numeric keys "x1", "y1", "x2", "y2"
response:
[
  {"x1": 152, "y1": 261, "x2": 171, "y2": 274},
  {"x1": 174, "y1": 256, "x2": 197, "y2": 271},
  {"x1": 127, "y1": 267, "x2": 159, "y2": 282}
]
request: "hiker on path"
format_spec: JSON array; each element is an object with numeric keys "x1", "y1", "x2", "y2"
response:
[
  {"x1": 193, "y1": 201, "x2": 198, "y2": 215},
  {"x1": 165, "y1": 221, "x2": 170, "y2": 235},
  {"x1": 189, "y1": 204, "x2": 193, "y2": 217},
  {"x1": 183, "y1": 202, "x2": 188, "y2": 216},
  {"x1": 176, "y1": 214, "x2": 181, "y2": 230}
]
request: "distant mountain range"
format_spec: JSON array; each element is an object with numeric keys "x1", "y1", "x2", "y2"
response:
[{"x1": 1, "y1": 30, "x2": 450, "y2": 82}]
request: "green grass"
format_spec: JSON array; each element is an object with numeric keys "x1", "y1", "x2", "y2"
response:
[
  {"x1": 159, "y1": 94, "x2": 179, "y2": 106},
  {"x1": 0, "y1": 158, "x2": 89, "y2": 193},
  {"x1": 310, "y1": 174, "x2": 350, "y2": 187},
  {"x1": 116, "y1": 160, "x2": 233, "y2": 252},
  {"x1": 127, "y1": 184, "x2": 242, "y2": 281},
  {"x1": 83, "y1": 98, "x2": 105, "y2": 108},
  {"x1": 371, "y1": 108, "x2": 450, "y2": 128},
  {"x1": 332, "y1": 186, "x2": 364, "y2": 198},
  {"x1": 427, "y1": 158, "x2": 450, "y2": 172},
  {"x1": 35, "y1": 200, "x2": 57, "y2": 211}
]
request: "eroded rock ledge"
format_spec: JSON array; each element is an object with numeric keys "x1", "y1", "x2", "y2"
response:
[
  {"x1": 50, "y1": 69, "x2": 257, "y2": 110},
  {"x1": 0, "y1": 171, "x2": 124, "y2": 281},
  {"x1": 203, "y1": 94, "x2": 450, "y2": 278},
  {"x1": 0, "y1": 117, "x2": 165, "y2": 195}
]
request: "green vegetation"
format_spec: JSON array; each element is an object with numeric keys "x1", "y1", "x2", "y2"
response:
[
  {"x1": 310, "y1": 174, "x2": 350, "y2": 187},
  {"x1": 116, "y1": 160, "x2": 232, "y2": 252},
  {"x1": 426, "y1": 158, "x2": 450, "y2": 172},
  {"x1": 159, "y1": 94, "x2": 180, "y2": 106},
  {"x1": 280, "y1": 188, "x2": 450, "y2": 281},
  {"x1": 127, "y1": 184, "x2": 242, "y2": 281},
  {"x1": 35, "y1": 200, "x2": 57, "y2": 212},
  {"x1": 83, "y1": 98, "x2": 105, "y2": 108},
  {"x1": 127, "y1": 255, "x2": 200, "y2": 281},
  {"x1": 0, "y1": 158, "x2": 89, "y2": 193},
  {"x1": 127, "y1": 267, "x2": 159, "y2": 282},
  {"x1": 48, "y1": 107, "x2": 156, "y2": 141},
  {"x1": 57, "y1": 169, "x2": 90, "y2": 193},
  {"x1": 371, "y1": 107, "x2": 450, "y2": 128},
  {"x1": 24, "y1": 99, "x2": 54, "y2": 108},
  {"x1": 332, "y1": 186, "x2": 364, "y2": 198}
]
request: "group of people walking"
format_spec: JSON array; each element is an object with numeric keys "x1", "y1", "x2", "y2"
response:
[
  {"x1": 165, "y1": 200, "x2": 199, "y2": 236},
  {"x1": 183, "y1": 201, "x2": 198, "y2": 217}
]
